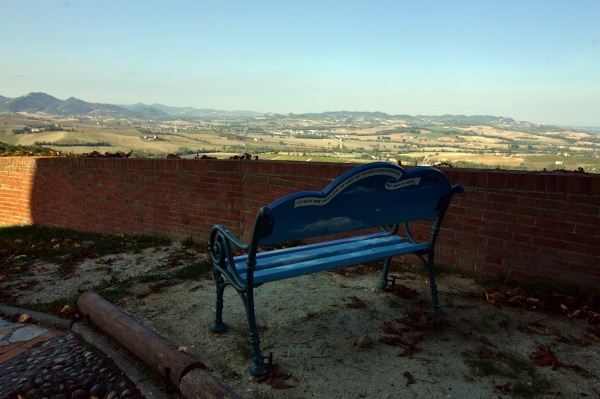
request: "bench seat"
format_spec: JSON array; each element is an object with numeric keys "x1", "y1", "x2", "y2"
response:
[{"x1": 233, "y1": 232, "x2": 428, "y2": 284}]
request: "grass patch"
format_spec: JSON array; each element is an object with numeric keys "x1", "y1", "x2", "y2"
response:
[
  {"x1": 95, "y1": 275, "x2": 134, "y2": 302},
  {"x1": 172, "y1": 260, "x2": 212, "y2": 280},
  {"x1": 0, "y1": 224, "x2": 170, "y2": 274}
]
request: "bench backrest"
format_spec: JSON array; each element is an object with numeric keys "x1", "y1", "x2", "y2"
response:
[{"x1": 255, "y1": 162, "x2": 455, "y2": 246}]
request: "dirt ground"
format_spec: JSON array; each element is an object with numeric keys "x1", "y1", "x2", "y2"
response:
[{"x1": 3, "y1": 242, "x2": 600, "y2": 399}]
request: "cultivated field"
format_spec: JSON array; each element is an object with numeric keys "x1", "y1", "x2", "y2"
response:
[{"x1": 1, "y1": 112, "x2": 599, "y2": 172}]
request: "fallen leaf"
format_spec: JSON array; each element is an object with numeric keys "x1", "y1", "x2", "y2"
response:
[
  {"x1": 178, "y1": 346, "x2": 188, "y2": 353},
  {"x1": 486, "y1": 292, "x2": 506, "y2": 304},
  {"x1": 403, "y1": 371, "x2": 416, "y2": 386},
  {"x1": 346, "y1": 296, "x2": 366, "y2": 308},
  {"x1": 480, "y1": 335, "x2": 498, "y2": 348},
  {"x1": 255, "y1": 364, "x2": 296, "y2": 389},
  {"x1": 527, "y1": 325, "x2": 550, "y2": 335},
  {"x1": 589, "y1": 334, "x2": 600, "y2": 342},
  {"x1": 531, "y1": 345, "x2": 559, "y2": 370},
  {"x1": 18, "y1": 314, "x2": 32, "y2": 323},
  {"x1": 382, "y1": 322, "x2": 409, "y2": 335},
  {"x1": 355, "y1": 334, "x2": 373, "y2": 350},
  {"x1": 495, "y1": 382, "x2": 510, "y2": 393},
  {"x1": 61, "y1": 305, "x2": 76, "y2": 315},
  {"x1": 36, "y1": 266, "x2": 47, "y2": 273}
]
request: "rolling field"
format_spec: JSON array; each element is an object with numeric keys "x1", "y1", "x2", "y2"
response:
[{"x1": 1, "y1": 113, "x2": 598, "y2": 172}]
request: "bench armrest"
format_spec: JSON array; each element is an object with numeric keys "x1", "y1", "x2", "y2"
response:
[{"x1": 208, "y1": 225, "x2": 248, "y2": 289}]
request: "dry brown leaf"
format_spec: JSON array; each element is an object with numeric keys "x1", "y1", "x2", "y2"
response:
[
  {"x1": 36, "y1": 266, "x2": 47, "y2": 273},
  {"x1": 403, "y1": 371, "x2": 416, "y2": 386},
  {"x1": 61, "y1": 305, "x2": 76, "y2": 315},
  {"x1": 178, "y1": 346, "x2": 188, "y2": 353},
  {"x1": 495, "y1": 382, "x2": 510, "y2": 393},
  {"x1": 18, "y1": 314, "x2": 32, "y2": 323},
  {"x1": 346, "y1": 295, "x2": 366, "y2": 308},
  {"x1": 531, "y1": 345, "x2": 559, "y2": 370},
  {"x1": 589, "y1": 334, "x2": 600, "y2": 342},
  {"x1": 485, "y1": 292, "x2": 505, "y2": 304},
  {"x1": 480, "y1": 335, "x2": 498, "y2": 348},
  {"x1": 527, "y1": 325, "x2": 550, "y2": 335}
]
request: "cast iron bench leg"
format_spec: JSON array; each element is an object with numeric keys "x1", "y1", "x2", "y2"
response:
[
  {"x1": 209, "y1": 269, "x2": 228, "y2": 332},
  {"x1": 243, "y1": 288, "x2": 269, "y2": 376},
  {"x1": 418, "y1": 253, "x2": 446, "y2": 317},
  {"x1": 377, "y1": 257, "x2": 393, "y2": 290}
]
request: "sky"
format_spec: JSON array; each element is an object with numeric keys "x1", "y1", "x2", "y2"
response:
[{"x1": 2, "y1": 1, "x2": 599, "y2": 126}]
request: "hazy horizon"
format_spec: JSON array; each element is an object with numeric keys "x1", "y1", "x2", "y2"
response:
[{"x1": 4, "y1": 1, "x2": 599, "y2": 126}]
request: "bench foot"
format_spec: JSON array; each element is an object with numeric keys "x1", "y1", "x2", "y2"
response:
[
  {"x1": 209, "y1": 321, "x2": 228, "y2": 333},
  {"x1": 249, "y1": 363, "x2": 269, "y2": 376},
  {"x1": 376, "y1": 278, "x2": 388, "y2": 290}
]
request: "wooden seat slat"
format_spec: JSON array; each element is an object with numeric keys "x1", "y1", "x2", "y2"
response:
[
  {"x1": 241, "y1": 240, "x2": 429, "y2": 284},
  {"x1": 232, "y1": 232, "x2": 403, "y2": 272}
]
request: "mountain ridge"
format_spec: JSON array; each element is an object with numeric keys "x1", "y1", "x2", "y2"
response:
[{"x1": 0, "y1": 92, "x2": 522, "y2": 126}]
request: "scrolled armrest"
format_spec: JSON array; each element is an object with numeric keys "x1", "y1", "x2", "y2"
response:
[{"x1": 208, "y1": 225, "x2": 249, "y2": 289}]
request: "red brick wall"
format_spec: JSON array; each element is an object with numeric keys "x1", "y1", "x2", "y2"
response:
[
  {"x1": 0, "y1": 157, "x2": 35, "y2": 224},
  {"x1": 1, "y1": 157, "x2": 598, "y2": 289}
]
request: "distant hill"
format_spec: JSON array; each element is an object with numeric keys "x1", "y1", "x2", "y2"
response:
[
  {"x1": 418, "y1": 114, "x2": 515, "y2": 125},
  {"x1": 0, "y1": 92, "x2": 260, "y2": 120},
  {"x1": 0, "y1": 92, "x2": 522, "y2": 127},
  {"x1": 0, "y1": 92, "x2": 161, "y2": 119}
]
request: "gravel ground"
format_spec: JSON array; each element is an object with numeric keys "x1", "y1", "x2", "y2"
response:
[{"x1": 0, "y1": 331, "x2": 142, "y2": 399}]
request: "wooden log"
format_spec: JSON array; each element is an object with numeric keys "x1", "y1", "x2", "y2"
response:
[{"x1": 77, "y1": 291, "x2": 240, "y2": 399}]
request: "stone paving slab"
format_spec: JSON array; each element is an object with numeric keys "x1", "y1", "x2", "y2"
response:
[{"x1": 0, "y1": 317, "x2": 58, "y2": 364}]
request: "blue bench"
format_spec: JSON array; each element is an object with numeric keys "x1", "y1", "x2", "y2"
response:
[{"x1": 208, "y1": 162, "x2": 463, "y2": 375}]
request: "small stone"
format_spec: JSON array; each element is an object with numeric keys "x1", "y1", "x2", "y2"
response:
[
  {"x1": 89, "y1": 384, "x2": 102, "y2": 396},
  {"x1": 106, "y1": 391, "x2": 117, "y2": 399},
  {"x1": 25, "y1": 388, "x2": 39, "y2": 399},
  {"x1": 71, "y1": 389, "x2": 88, "y2": 399},
  {"x1": 355, "y1": 334, "x2": 374, "y2": 350}
]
